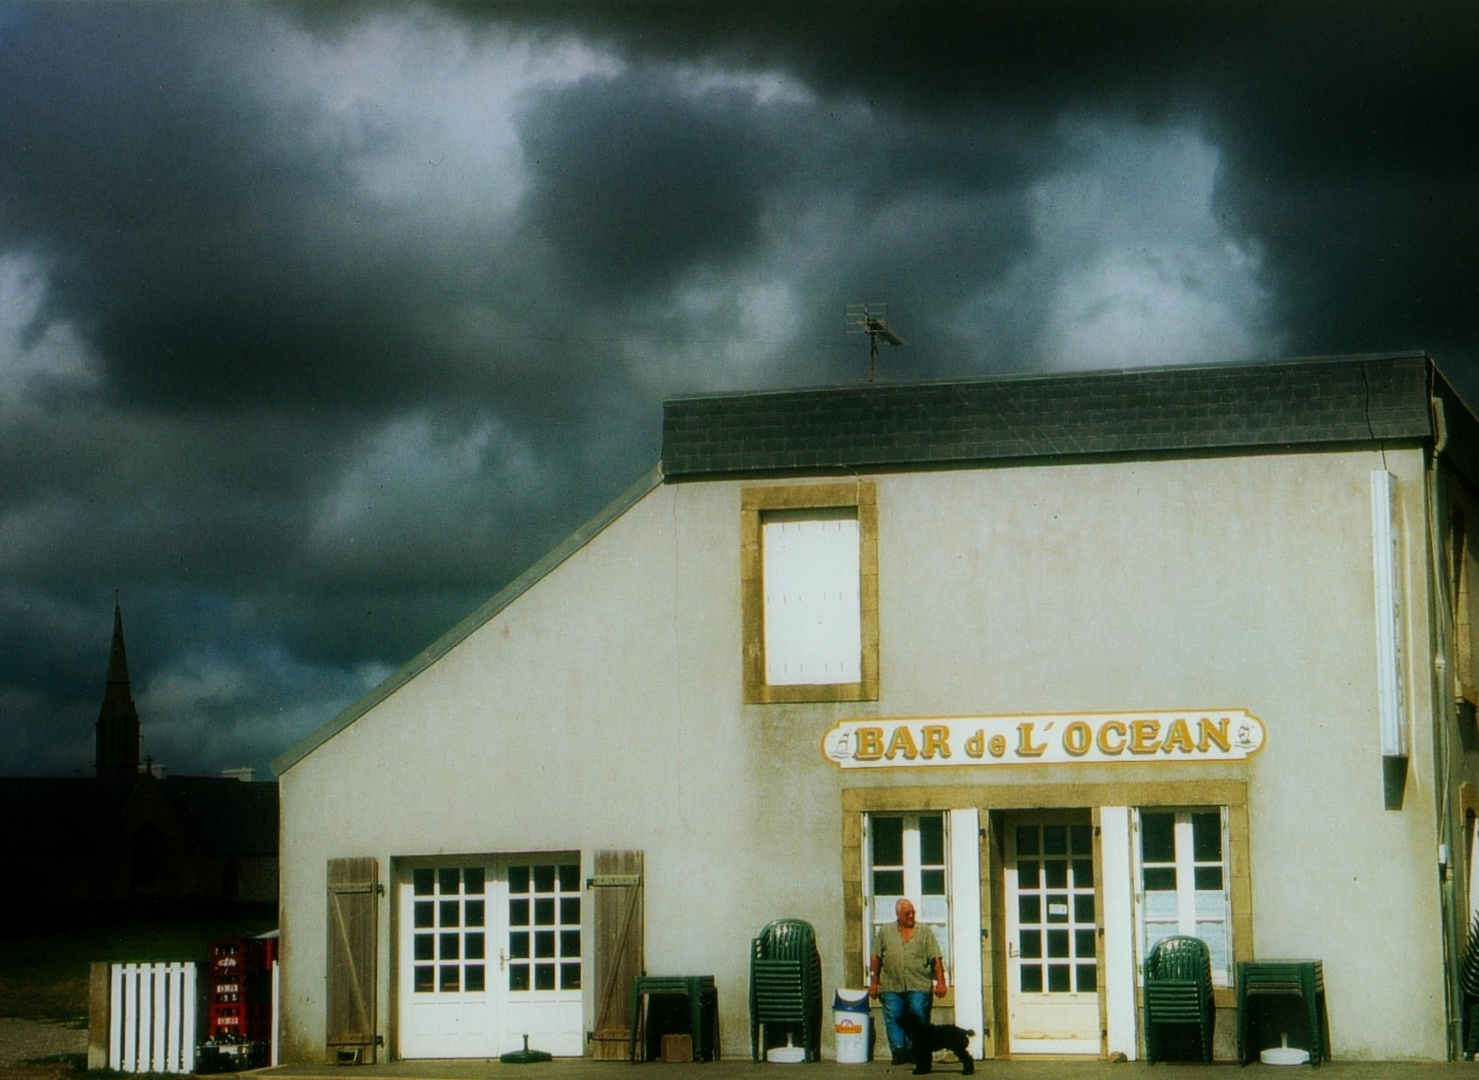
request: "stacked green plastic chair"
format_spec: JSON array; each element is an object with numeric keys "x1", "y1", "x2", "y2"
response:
[
  {"x1": 1462, "y1": 913, "x2": 1479, "y2": 1056},
  {"x1": 749, "y1": 918, "x2": 823, "y2": 1062},
  {"x1": 1144, "y1": 936, "x2": 1215, "y2": 1064}
]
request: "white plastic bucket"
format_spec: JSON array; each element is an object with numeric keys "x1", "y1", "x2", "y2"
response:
[{"x1": 833, "y1": 988, "x2": 871, "y2": 1064}]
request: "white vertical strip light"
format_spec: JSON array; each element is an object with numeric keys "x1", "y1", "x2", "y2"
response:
[
  {"x1": 1371, "y1": 469, "x2": 1408, "y2": 758},
  {"x1": 948, "y1": 808, "x2": 984, "y2": 1060},
  {"x1": 1098, "y1": 808, "x2": 1138, "y2": 1061}
]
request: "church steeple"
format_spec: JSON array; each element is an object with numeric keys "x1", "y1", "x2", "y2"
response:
[{"x1": 95, "y1": 599, "x2": 141, "y2": 778}]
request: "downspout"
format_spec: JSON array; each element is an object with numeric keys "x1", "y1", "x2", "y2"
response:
[{"x1": 1426, "y1": 391, "x2": 1462, "y2": 1058}]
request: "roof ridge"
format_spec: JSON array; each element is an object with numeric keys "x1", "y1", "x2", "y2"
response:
[{"x1": 662, "y1": 351, "x2": 1432, "y2": 404}]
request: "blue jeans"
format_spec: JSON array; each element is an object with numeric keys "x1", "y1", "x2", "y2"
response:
[{"x1": 879, "y1": 990, "x2": 932, "y2": 1053}]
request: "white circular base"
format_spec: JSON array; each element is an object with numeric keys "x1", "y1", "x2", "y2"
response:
[
  {"x1": 767, "y1": 1047, "x2": 807, "y2": 1064},
  {"x1": 1260, "y1": 1047, "x2": 1310, "y2": 1065}
]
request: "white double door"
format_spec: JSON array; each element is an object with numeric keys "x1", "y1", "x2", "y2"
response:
[
  {"x1": 398, "y1": 857, "x2": 584, "y2": 1059},
  {"x1": 1004, "y1": 812, "x2": 1101, "y2": 1054}
]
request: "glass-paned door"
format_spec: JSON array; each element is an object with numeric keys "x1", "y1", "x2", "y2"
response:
[
  {"x1": 1004, "y1": 812, "x2": 1100, "y2": 1054},
  {"x1": 502, "y1": 862, "x2": 583, "y2": 1054},
  {"x1": 1137, "y1": 808, "x2": 1231, "y2": 984},
  {"x1": 865, "y1": 813, "x2": 951, "y2": 977},
  {"x1": 398, "y1": 856, "x2": 582, "y2": 1059}
]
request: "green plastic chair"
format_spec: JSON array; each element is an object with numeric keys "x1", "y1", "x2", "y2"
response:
[
  {"x1": 749, "y1": 918, "x2": 823, "y2": 1062},
  {"x1": 1144, "y1": 936, "x2": 1214, "y2": 1064},
  {"x1": 1461, "y1": 913, "x2": 1479, "y2": 1057},
  {"x1": 1236, "y1": 959, "x2": 1329, "y2": 1065}
]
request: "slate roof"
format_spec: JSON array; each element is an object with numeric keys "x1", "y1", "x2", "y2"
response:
[{"x1": 662, "y1": 353, "x2": 1437, "y2": 477}]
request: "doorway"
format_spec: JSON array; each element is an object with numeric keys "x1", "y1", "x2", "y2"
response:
[
  {"x1": 397, "y1": 856, "x2": 583, "y2": 1058},
  {"x1": 1002, "y1": 812, "x2": 1101, "y2": 1054}
]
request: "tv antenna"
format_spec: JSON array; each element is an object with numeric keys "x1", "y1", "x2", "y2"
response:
[{"x1": 846, "y1": 302, "x2": 907, "y2": 381}]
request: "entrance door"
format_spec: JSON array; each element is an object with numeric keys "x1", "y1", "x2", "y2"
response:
[
  {"x1": 1004, "y1": 813, "x2": 1100, "y2": 1054},
  {"x1": 398, "y1": 857, "x2": 584, "y2": 1058}
]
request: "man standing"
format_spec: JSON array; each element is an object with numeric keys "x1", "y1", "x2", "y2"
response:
[{"x1": 868, "y1": 898, "x2": 948, "y2": 1064}]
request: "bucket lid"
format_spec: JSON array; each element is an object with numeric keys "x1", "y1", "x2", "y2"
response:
[
  {"x1": 834, "y1": 988, "x2": 870, "y2": 1009},
  {"x1": 1260, "y1": 1047, "x2": 1310, "y2": 1066}
]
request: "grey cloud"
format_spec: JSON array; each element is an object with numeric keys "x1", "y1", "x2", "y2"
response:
[
  {"x1": 519, "y1": 74, "x2": 781, "y2": 297},
  {"x1": 1, "y1": 0, "x2": 1475, "y2": 777}
]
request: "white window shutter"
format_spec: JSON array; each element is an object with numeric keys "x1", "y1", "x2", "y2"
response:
[{"x1": 763, "y1": 513, "x2": 861, "y2": 685}]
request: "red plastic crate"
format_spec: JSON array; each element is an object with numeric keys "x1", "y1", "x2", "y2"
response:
[{"x1": 208, "y1": 1001, "x2": 272, "y2": 1043}]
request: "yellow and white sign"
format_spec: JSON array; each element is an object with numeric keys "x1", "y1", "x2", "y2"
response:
[{"x1": 821, "y1": 710, "x2": 1265, "y2": 769}]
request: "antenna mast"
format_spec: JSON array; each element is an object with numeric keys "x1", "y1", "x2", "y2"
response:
[{"x1": 846, "y1": 302, "x2": 908, "y2": 381}]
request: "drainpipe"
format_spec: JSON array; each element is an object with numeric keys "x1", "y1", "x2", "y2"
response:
[{"x1": 1426, "y1": 395, "x2": 1462, "y2": 1059}]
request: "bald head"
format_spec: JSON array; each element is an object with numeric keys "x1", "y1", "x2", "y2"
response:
[{"x1": 895, "y1": 898, "x2": 916, "y2": 928}]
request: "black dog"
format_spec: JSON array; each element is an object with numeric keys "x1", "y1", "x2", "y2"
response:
[{"x1": 896, "y1": 1011, "x2": 977, "y2": 1075}]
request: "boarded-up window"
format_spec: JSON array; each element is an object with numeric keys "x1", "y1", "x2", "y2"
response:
[
  {"x1": 326, "y1": 857, "x2": 378, "y2": 1063},
  {"x1": 588, "y1": 851, "x2": 643, "y2": 1060},
  {"x1": 763, "y1": 509, "x2": 861, "y2": 685},
  {"x1": 741, "y1": 482, "x2": 878, "y2": 704}
]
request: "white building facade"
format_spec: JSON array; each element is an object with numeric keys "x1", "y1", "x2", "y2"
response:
[{"x1": 274, "y1": 353, "x2": 1479, "y2": 1063}]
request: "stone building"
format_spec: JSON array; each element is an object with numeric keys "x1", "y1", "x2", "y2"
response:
[
  {"x1": 274, "y1": 353, "x2": 1479, "y2": 1062},
  {"x1": 1, "y1": 604, "x2": 279, "y2": 921}
]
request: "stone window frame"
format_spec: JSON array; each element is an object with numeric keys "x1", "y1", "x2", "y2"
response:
[{"x1": 741, "y1": 481, "x2": 879, "y2": 704}]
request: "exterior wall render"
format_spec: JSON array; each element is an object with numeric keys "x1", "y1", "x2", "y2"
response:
[{"x1": 278, "y1": 444, "x2": 1447, "y2": 1063}]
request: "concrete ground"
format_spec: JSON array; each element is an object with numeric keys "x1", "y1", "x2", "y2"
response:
[{"x1": 258, "y1": 1061, "x2": 1476, "y2": 1080}]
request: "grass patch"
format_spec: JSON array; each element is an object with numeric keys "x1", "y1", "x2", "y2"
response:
[
  {"x1": 0, "y1": 917, "x2": 275, "y2": 1021},
  {"x1": 1, "y1": 1057, "x2": 181, "y2": 1080}
]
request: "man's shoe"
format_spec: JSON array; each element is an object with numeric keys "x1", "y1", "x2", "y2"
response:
[{"x1": 892, "y1": 1049, "x2": 912, "y2": 1065}]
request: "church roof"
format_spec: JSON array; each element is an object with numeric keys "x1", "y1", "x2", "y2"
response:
[{"x1": 106, "y1": 601, "x2": 131, "y2": 685}]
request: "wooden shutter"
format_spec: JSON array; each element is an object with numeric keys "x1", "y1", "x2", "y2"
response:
[
  {"x1": 588, "y1": 850, "x2": 644, "y2": 1060},
  {"x1": 326, "y1": 857, "x2": 378, "y2": 1063}
]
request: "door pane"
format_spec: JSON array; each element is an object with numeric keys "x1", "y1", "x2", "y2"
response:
[
  {"x1": 1141, "y1": 813, "x2": 1175, "y2": 862},
  {"x1": 1015, "y1": 821, "x2": 1098, "y2": 995},
  {"x1": 507, "y1": 862, "x2": 582, "y2": 997},
  {"x1": 410, "y1": 865, "x2": 488, "y2": 996},
  {"x1": 872, "y1": 817, "x2": 904, "y2": 864},
  {"x1": 919, "y1": 815, "x2": 945, "y2": 864},
  {"x1": 1192, "y1": 813, "x2": 1221, "y2": 861}
]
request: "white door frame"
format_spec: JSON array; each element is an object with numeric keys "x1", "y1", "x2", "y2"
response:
[
  {"x1": 1003, "y1": 811, "x2": 1101, "y2": 1055},
  {"x1": 396, "y1": 855, "x2": 584, "y2": 1059}
]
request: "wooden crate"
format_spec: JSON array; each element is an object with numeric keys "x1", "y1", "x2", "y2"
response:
[{"x1": 661, "y1": 1034, "x2": 694, "y2": 1063}]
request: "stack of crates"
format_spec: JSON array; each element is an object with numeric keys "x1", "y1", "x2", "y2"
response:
[{"x1": 206, "y1": 937, "x2": 272, "y2": 1066}]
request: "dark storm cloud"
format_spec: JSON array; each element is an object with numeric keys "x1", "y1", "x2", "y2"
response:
[
  {"x1": 521, "y1": 76, "x2": 776, "y2": 295},
  {"x1": 0, "y1": 4, "x2": 617, "y2": 417},
  {"x1": 1, "y1": 0, "x2": 1476, "y2": 777},
  {"x1": 487, "y1": 0, "x2": 1479, "y2": 365},
  {"x1": 0, "y1": 5, "x2": 364, "y2": 410}
]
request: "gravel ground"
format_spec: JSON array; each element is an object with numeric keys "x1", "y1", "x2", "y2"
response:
[{"x1": 0, "y1": 1019, "x2": 86, "y2": 1068}]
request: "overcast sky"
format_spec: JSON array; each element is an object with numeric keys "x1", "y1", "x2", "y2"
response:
[{"x1": 2, "y1": 1, "x2": 1476, "y2": 778}]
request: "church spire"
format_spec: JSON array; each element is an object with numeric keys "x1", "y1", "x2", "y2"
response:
[{"x1": 95, "y1": 598, "x2": 141, "y2": 778}]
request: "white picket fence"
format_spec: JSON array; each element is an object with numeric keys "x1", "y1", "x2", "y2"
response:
[{"x1": 108, "y1": 962, "x2": 198, "y2": 1073}]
